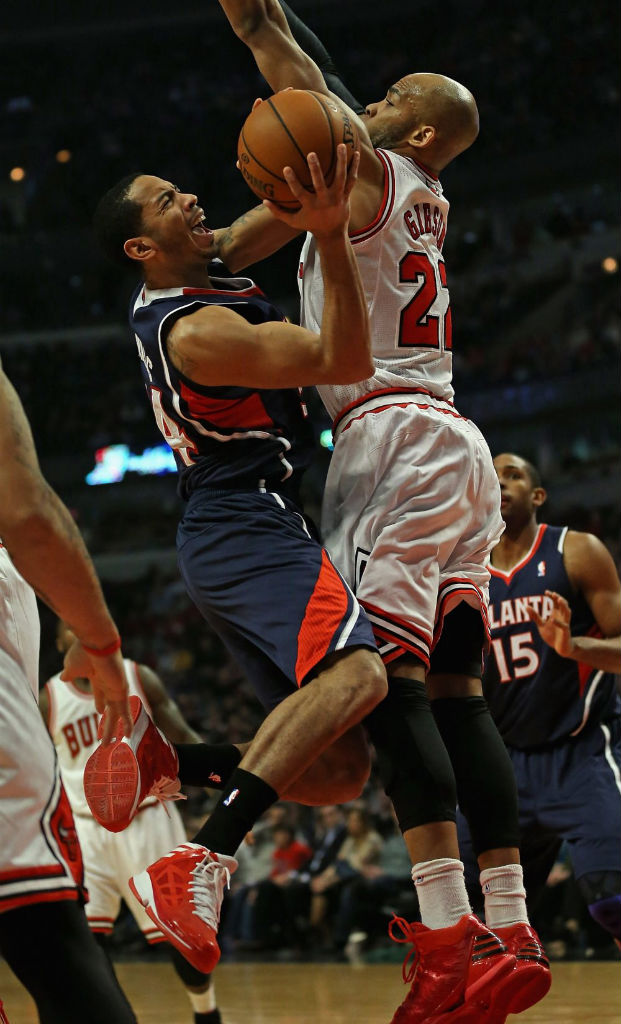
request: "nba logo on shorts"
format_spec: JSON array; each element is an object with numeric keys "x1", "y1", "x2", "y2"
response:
[
  {"x1": 537, "y1": 560, "x2": 546, "y2": 577},
  {"x1": 223, "y1": 788, "x2": 240, "y2": 807}
]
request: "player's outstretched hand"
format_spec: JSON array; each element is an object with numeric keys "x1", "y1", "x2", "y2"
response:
[
  {"x1": 61, "y1": 641, "x2": 133, "y2": 741},
  {"x1": 263, "y1": 143, "x2": 360, "y2": 239},
  {"x1": 526, "y1": 589, "x2": 574, "y2": 658}
]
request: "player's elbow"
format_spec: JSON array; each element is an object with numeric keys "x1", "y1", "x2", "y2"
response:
[
  {"x1": 228, "y1": 2, "x2": 271, "y2": 42},
  {"x1": 319, "y1": 353, "x2": 374, "y2": 385},
  {"x1": 0, "y1": 496, "x2": 55, "y2": 551}
]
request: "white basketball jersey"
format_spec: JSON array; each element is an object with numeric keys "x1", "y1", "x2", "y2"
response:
[
  {"x1": 299, "y1": 148, "x2": 453, "y2": 420},
  {"x1": 46, "y1": 658, "x2": 151, "y2": 817},
  {"x1": 0, "y1": 541, "x2": 40, "y2": 698}
]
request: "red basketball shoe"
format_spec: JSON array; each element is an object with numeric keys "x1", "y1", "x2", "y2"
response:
[
  {"x1": 84, "y1": 695, "x2": 181, "y2": 832},
  {"x1": 129, "y1": 843, "x2": 237, "y2": 972},
  {"x1": 0, "y1": 999, "x2": 10, "y2": 1024},
  {"x1": 432, "y1": 921, "x2": 551, "y2": 1023},
  {"x1": 491, "y1": 923, "x2": 551, "y2": 1015},
  {"x1": 387, "y1": 914, "x2": 516, "y2": 1024}
]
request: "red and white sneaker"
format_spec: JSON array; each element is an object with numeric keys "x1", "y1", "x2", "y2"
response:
[
  {"x1": 129, "y1": 842, "x2": 237, "y2": 972},
  {"x1": 84, "y1": 695, "x2": 181, "y2": 832},
  {"x1": 436, "y1": 921, "x2": 551, "y2": 1023},
  {"x1": 0, "y1": 999, "x2": 10, "y2": 1024},
  {"x1": 491, "y1": 922, "x2": 551, "y2": 1015},
  {"x1": 387, "y1": 914, "x2": 516, "y2": 1023}
]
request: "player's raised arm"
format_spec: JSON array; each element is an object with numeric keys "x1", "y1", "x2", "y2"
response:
[
  {"x1": 212, "y1": 202, "x2": 301, "y2": 273},
  {"x1": 277, "y1": 1, "x2": 365, "y2": 114},
  {"x1": 167, "y1": 146, "x2": 371, "y2": 388},
  {"x1": 218, "y1": 0, "x2": 326, "y2": 95},
  {"x1": 0, "y1": 362, "x2": 131, "y2": 736}
]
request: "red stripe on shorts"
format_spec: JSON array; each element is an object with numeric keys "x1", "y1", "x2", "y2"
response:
[
  {"x1": 0, "y1": 864, "x2": 65, "y2": 883},
  {"x1": 0, "y1": 889, "x2": 80, "y2": 914},
  {"x1": 296, "y1": 551, "x2": 349, "y2": 683}
]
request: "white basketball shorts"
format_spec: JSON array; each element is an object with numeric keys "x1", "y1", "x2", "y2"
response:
[
  {"x1": 322, "y1": 391, "x2": 504, "y2": 668},
  {"x1": 0, "y1": 650, "x2": 86, "y2": 914}
]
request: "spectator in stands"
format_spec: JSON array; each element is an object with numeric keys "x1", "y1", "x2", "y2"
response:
[{"x1": 308, "y1": 806, "x2": 383, "y2": 950}]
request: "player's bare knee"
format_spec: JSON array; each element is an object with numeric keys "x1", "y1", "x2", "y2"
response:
[{"x1": 350, "y1": 650, "x2": 388, "y2": 712}]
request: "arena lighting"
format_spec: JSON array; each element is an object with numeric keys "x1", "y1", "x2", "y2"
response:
[
  {"x1": 56, "y1": 149, "x2": 72, "y2": 163},
  {"x1": 86, "y1": 443, "x2": 176, "y2": 485},
  {"x1": 601, "y1": 256, "x2": 618, "y2": 274},
  {"x1": 9, "y1": 167, "x2": 25, "y2": 182}
]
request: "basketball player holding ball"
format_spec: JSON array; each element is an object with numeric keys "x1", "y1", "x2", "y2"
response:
[
  {"x1": 210, "y1": 2, "x2": 552, "y2": 1021},
  {"x1": 92, "y1": 144, "x2": 390, "y2": 975}
]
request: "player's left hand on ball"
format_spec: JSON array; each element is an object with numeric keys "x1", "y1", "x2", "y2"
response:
[
  {"x1": 526, "y1": 589, "x2": 574, "y2": 657},
  {"x1": 263, "y1": 143, "x2": 360, "y2": 238}
]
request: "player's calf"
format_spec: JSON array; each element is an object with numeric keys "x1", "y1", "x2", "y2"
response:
[{"x1": 282, "y1": 724, "x2": 371, "y2": 804}]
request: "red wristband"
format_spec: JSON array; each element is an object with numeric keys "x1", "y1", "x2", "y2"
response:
[{"x1": 82, "y1": 637, "x2": 122, "y2": 658}]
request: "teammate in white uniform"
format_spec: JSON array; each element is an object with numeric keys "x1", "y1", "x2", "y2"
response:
[
  {"x1": 301, "y1": 149, "x2": 501, "y2": 661},
  {"x1": 217, "y1": 3, "x2": 551, "y2": 1020},
  {"x1": 41, "y1": 625, "x2": 224, "y2": 1024},
  {"x1": 0, "y1": 359, "x2": 135, "y2": 1023}
]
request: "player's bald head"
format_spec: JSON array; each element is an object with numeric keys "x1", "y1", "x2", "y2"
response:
[{"x1": 401, "y1": 73, "x2": 479, "y2": 158}]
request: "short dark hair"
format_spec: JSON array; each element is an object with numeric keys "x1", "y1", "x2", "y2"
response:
[
  {"x1": 522, "y1": 458, "x2": 542, "y2": 489},
  {"x1": 93, "y1": 172, "x2": 145, "y2": 266}
]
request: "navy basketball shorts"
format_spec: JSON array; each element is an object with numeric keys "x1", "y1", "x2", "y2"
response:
[
  {"x1": 176, "y1": 489, "x2": 378, "y2": 710},
  {"x1": 458, "y1": 717, "x2": 621, "y2": 893}
]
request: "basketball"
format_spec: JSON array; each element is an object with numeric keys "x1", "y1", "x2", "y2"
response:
[{"x1": 237, "y1": 89, "x2": 359, "y2": 209}]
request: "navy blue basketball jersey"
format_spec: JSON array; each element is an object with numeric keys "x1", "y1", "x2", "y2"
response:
[
  {"x1": 129, "y1": 274, "x2": 315, "y2": 500},
  {"x1": 483, "y1": 523, "x2": 620, "y2": 748}
]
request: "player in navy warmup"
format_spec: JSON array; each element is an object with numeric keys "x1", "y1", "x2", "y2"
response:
[
  {"x1": 89, "y1": 146, "x2": 387, "y2": 975},
  {"x1": 459, "y1": 452, "x2": 621, "y2": 948}
]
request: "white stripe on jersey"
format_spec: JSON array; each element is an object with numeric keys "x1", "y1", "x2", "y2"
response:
[
  {"x1": 600, "y1": 723, "x2": 621, "y2": 798},
  {"x1": 570, "y1": 671, "x2": 605, "y2": 736}
]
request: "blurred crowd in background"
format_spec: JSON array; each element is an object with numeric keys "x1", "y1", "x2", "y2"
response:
[{"x1": 1, "y1": 0, "x2": 619, "y2": 968}]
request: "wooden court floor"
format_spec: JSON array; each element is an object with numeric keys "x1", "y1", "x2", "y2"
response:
[{"x1": 1, "y1": 960, "x2": 619, "y2": 1023}]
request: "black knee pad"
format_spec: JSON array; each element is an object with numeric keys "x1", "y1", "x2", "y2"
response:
[
  {"x1": 430, "y1": 602, "x2": 485, "y2": 678},
  {"x1": 432, "y1": 696, "x2": 520, "y2": 856},
  {"x1": 365, "y1": 677, "x2": 457, "y2": 834}
]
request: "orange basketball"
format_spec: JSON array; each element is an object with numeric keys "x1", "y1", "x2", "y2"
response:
[{"x1": 237, "y1": 89, "x2": 359, "y2": 209}]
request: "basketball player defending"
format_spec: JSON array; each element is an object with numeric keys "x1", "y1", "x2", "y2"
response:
[
  {"x1": 88, "y1": 148, "x2": 389, "y2": 974},
  {"x1": 459, "y1": 453, "x2": 621, "y2": 948},
  {"x1": 210, "y1": 3, "x2": 551, "y2": 1020},
  {"x1": 41, "y1": 622, "x2": 225, "y2": 1024},
  {"x1": 0, "y1": 361, "x2": 136, "y2": 1023}
]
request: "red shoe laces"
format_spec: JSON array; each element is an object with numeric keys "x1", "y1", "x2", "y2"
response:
[{"x1": 388, "y1": 914, "x2": 425, "y2": 984}]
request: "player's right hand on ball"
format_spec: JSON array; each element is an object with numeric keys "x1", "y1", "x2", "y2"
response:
[{"x1": 263, "y1": 143, "x2": 360, "y2": 239}]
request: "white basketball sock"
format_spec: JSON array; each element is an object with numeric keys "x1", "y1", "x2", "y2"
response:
[
  {"x1": 412, "y1": 857, "x2": 472, "y2": 930},
  {"x1": 480, "y1": 864, "x2": 529, "y2": 928},
  {"x1": 187, "y1": 982, "x2": 217, "y2": 1014}
]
